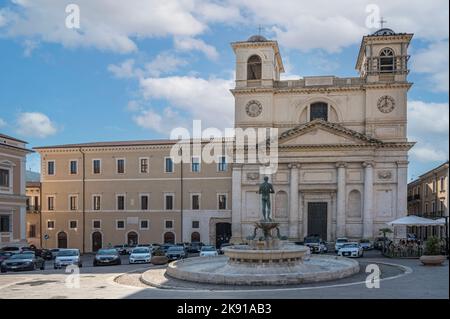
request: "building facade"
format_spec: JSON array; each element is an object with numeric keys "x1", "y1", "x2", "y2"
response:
[
  {"x1": 0, "y1": 133, "x2": 32, "y2": 248},
  {"x1": 407, "y1": 161, "x2": 449, "y2": 239},
  {"x1": 34, "y1": 141, "x2": 232, "y2": 252},
  {"x1": 34, "y1": 28, "x2": 415, "y2": 250},
  {"x1": 230, "y1": 29, "x2": 414, "y2": 243},
  {"x1": 26, "y1": 181, "x2": 41, "y2": 248}
]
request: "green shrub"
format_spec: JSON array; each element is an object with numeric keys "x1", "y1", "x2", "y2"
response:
[{"x1": 424, "y1": 236, "x2": 441, "y2": 256}]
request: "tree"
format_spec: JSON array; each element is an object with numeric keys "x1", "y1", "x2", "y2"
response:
[{"x1": 379, "y1": 228, "x2": 393, "y2": 238}]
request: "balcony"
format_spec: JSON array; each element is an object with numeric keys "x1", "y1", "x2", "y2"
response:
[{"x1": 26, "y1": 205, "x2": 40, "y2": 213}]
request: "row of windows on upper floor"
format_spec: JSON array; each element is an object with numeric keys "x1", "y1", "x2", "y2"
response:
[
  {"x1": 45, "y1": 193, "x2": 228, "y2": 212},
  {"x1": 45, "y1": 156, "x2": 228, "y2": 176},
  {"x1": 408, "y1": 177, "x2": 447, "y2": 197}
]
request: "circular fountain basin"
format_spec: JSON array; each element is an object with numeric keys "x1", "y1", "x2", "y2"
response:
[{"x1": 166, "y1": 245, "x2": 359, "y2": 286}]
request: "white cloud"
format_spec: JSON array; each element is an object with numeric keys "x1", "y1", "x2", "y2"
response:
[
  {"x1": 133, "y1": 107, "x2": 186, "y2": 134},
  {"x1": 408, "y1": 100, "x2": 449, "y2": 163},
  {"x1": 174, "y1": 37, "x2": 219, "y2": 60},
  {"x1": 16, "y1": 112, "x2": 57, "y2": 138},
  {"x1": 145, "y1": 53, "x2": 187, "y2": 77},
  {"x1": 138, "y1": 75, "x2": 234, "y2": 131},
  {"x1": 411, "y1": 41, "x2": 449, "y2": 93},
  {"x1": 22, "y1": 39, "x2": 39, "y2": 57},
  {"x1": 107, "y1": 59, "x2": 141, "y2": 79},
  {"x1": 0, "y1": 118, "x2": 6, "y2": 127}
]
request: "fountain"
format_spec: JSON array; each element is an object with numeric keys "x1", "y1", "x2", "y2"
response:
[{"x1": 162, "y1": 177, "x2": 359, "y2": 286}]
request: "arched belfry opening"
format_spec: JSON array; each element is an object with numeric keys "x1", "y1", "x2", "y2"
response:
[{"x1": 247, "y1": 55, "x2": 262, "y2": 80}]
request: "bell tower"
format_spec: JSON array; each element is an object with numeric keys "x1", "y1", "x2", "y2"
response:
[
  {"x1": 231, "y1": 35, "x2": 285, "y2": 89},
  {"x1": 356, "y1": 28, "x2": 413, "y2": 83}
]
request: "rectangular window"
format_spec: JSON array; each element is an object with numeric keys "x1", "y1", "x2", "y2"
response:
[
  {"x1": 117, "y1": 195, "x2": 125, "y2": 210},
  {"x1": 26, "y1": 197, "x2": 31, "y2": 210},
  {"x1": 218, "y1": 194, "x2": 227, "y2": 210},
  {"x1": 165, "y1": 194, "x2": 174, "y2": 210},
  {"x1": 192, "y1": 221, "x2": 199, "y2": 229},
  {"x1": 218, "y1": 156, "x2": 227, "y2": 172},
  {"x1": 432, "y1": 201, "x2": 436, "y2": 213},
  {"x1": 440, "y1": 177, "x2": 445, "y2": 192},
  {"x1": 48, "y1": 196, "x2": 55, "y2": 211},
  {"x1": 93, "y1": 220, "x2": 101, "y2": 229},
  {"x1": 0, "y1": 215, "x2": 10, "y2": 232},
  {"x1": 192, "y1": 194, "x2": 200, "y2": 210},
  {"x1": 191, "y1": 157, "x2": 201, "y2": 172},
  {"x1": 47, "y1": 220, "x2": 55, "y2": 230},
  {"x1": 117, "y1": 159, "x2": 125, "y2": 174},
  {"x1": 165, "y1": 220, "x2": 173, "y2": 229},
  {"x1": 140, "y1": 220, "x2": 149, "y2": 230},
  {"x1": 141, "y1": 195, "x2": 149, "y2": 210},
  {"x1": 93, "y1": 196, "x2": 101, "y2": 211},
  {"x1": 69, "y1": 196, "x2": 77, "y2": 211},
  {"x1": 70, "y1": 160, "x2": 78, "y2": 175},
  {"x1": 165, "y1": 157, "x2": 174, "y2": 173},
  {"x1": 140, "y1": 158, "x2": 149, "y2": 173},
  {"x1": 432, "y1": 181, "x2": 437, "y2": 193},
  {"x1": 93, "y1": 160, "x2": 101, "y2": 174},
  {"x1": 47, "y1": 161, "x2": 55, "y2": 175},
  {"x1": 0, "y1": 169, "x2": 9, "y2": 187},
  {"x1": 116, "y1": 220, "x2": 125, "y2": 229},
  {"x1": 69, "y1": 220, "x2": 77, "y2": 229},
  {"x1": 28, "y1": 224, "x2": 36, "y2": 238},
  {"x1": 310, "y1": 103, "x2": 328, "y2": 121}
]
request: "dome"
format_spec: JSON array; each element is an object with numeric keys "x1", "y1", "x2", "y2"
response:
[
  {"x1": 247, "y1": 35, "x2": 268, "y2": 42},
  {"x1": 372, "y1": 28, "x2": 396, "y2": 36}
]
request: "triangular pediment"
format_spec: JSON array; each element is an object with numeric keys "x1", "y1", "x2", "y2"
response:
[{"x1": 279, "y1": 120, "x2": 383, "y2": 147}]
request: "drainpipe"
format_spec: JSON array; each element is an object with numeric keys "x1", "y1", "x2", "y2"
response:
[{"x1": 79, "y1": 148, "x2": 86, "y2": 254}]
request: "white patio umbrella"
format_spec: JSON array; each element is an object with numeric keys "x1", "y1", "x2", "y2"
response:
[{"x1": 387, "y1": 215, "x2": 445, "y2": 226}]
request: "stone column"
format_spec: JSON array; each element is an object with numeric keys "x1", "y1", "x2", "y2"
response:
[
  {"x1": 288, "y1": 163, "x2": 299, "y2": 239},
  {"x1": 231, "y1": 164, "x2": 242, "y2": 243},
  {"x1": 396, "y1": 161, "x2": 409, "y2": 238},
  {"x1": 336, "y1": 162, "x2": 347, "y2": 238},
  {"x1": 363, "y1": 161, "x2": 374, "y2": 239}
]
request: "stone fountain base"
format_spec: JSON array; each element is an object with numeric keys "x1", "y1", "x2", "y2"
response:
[{"x1": 165, "y1": 244, "x2": 359, "y2": 285}]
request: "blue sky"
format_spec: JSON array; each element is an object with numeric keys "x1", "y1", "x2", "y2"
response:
[{"x1": 0, "y1": 0, "x2": 448, "y2": 181}]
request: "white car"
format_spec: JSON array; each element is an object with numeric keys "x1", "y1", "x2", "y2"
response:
[
  {"x1": 337, "y1": 243, "x2": 364, "y2": 258},
  {"x1": 199, "y1": 246, "x2": 218, "y2": 257},
  {"x1": 54, "y1": 249, "x2": 82, "y2": 269},
  {"x1": 129, "y1": 247, "x2": 152, "y2": 264},
  {"x1": 334, "y1": 237, "x2": 349, "y2": 252}
]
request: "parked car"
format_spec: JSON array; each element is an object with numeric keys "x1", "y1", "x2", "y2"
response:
[
  {"x1": 0, "y1": 246, "x2": 21, "y2": 254},
  {"x1": 1, "y1": 252, "x2": 45, "y2": 272},
  {"x1": 114, "y1": 244, "x2": 129, "y2": 255},
  {"x1": 199, "y1": 246, "x2": 219, "y2": 257},
  {"x1": 334, "y1": 238, "x2": 349, "y2": 253},
  {"x1": 359, "y1": 239, "x2": 373, "y2": 250},
  {"x1": 219, "y1": 243, "x2": 232, "y2": 255},
  {"x1": 337, "y1": 243, "x2": 364, "y2": 258},
  {"x1": 304, "y1": 236, "x2": 328, "y2": 254},
  {"x1": 50, "y1": 248, "x2": 60, "y2": 259},
  {"x1": 0, "y1": 252, "x2": 12, "y2": 263},
  {"x1": 187, "y1": 242, "x2": 204, "y2": 253},
  {"x1": 38, "y1": 249, "x2": 54, "y2": 260},
  {"x1": 54, "y1": 249, "x2": 82, "y2": 269},
  {"x1": 129, "y1": 247, "x2": 152, "y2": 264},
  {"x1": 166, "y1": 246, "x2": 187, "y2": 261},
  {"x1": 93, "y1": 249, "x2": 121, "y2": 266},
  {"x1": 161, "y1": 244, "x2": 176, "y2": 253}
]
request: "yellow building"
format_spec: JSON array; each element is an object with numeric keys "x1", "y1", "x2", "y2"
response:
[{"x1": 0, "y1": 133, "x2": 33, "y2": 248}]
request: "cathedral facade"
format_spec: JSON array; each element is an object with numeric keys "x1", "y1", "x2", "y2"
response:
[{"x1": 230, "y1": 29, "x2": 414, "y2": 242}]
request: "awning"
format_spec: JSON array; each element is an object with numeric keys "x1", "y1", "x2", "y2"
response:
[{"x1": 387, "y1": 215, "x2": 446, "y2": 226}]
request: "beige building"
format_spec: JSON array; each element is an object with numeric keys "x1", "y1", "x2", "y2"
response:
[
  {"x1": 35, "y1": 28, "x2": 415, "y2": 250},
  {"x1": 0, "y1": 133, "x2": 33, "y2": 248},
  {"x1": 34, "y1": 141, "x2": 232, "y2": 252},
  {"x1": 26, "y1": 181, "x2": 41, "y2": 248},
  {"x1": 407, "y1": 161, "x2": 449, "y2": 239}
]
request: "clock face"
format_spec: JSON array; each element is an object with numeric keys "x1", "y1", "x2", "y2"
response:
[
  {"x1": 245, "y1": 100, "x2": 263, "y2": 117},
  {"x1": 377, "y1": 95, "x2": 395, "y2": 113}
]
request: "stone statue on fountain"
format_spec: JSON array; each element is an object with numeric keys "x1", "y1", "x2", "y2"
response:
[{"x1": 258, "y1": 176, "x2": 275, "y2": 222}]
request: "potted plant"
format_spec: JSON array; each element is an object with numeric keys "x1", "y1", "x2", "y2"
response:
[
  {"x1": 150, "y1": 248, "x2": 169, "y2": 265},
  {"x1": 420, "y1": 236, "x2": 446, "y2": 266}
]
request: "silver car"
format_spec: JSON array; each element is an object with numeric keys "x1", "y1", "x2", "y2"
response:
[{"x1": 54, "y1": 249, "x2": 82, "y2": 269}]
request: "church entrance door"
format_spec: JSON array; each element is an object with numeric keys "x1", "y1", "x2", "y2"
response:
[{"x1": 307, "y1": 202, "x2": 328, "y2": 240}]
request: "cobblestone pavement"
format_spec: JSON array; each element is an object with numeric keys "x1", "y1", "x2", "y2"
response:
[{"x1": 0, "y1": 252, "x2": 448, "y2": 299}]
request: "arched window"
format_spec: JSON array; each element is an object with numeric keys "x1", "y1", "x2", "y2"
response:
[
  {"x1": 247, "y1": 55, "x2": 262, "y2": 80},
  {"x1": 191, "y1": 232, "x2": 200, "y2": 243},
  {"x1": 379, "y1": 48, "x2": 395, "y2": 73},
  {"x1": 310, "y1": 102, "x2": 328, "y2": 121}
]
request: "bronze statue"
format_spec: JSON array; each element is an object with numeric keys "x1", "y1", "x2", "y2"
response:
[{"x1": 258, "y1": 176, "x2": 275, "y2": 222}]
